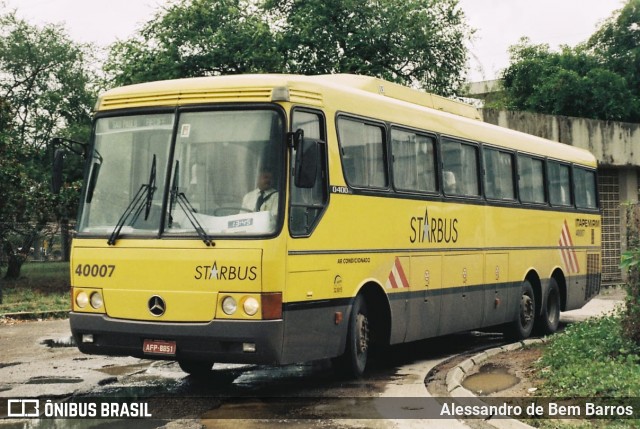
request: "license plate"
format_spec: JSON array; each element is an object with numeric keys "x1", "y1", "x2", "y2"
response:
[{"x1": 143, "y1": 339, "x2": 176, "y2": 356}]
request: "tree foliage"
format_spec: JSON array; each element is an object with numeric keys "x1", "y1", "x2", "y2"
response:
[
  {"x1": 106, "y1": 0, "x2": 472, "y2": 96},
  {"x1": 266, "y1": 0, "x2": 470, "y2": 95},
  {"x1": 588, "y1": 0, "x2": 640, "y2": 94},
  {"x1": 0, "y1": 10, "x2": 96, "y2": 276},
  {"x1": 105, "y1": 0, "x2": 282, "y2": 84},
  {"x1": 495, "y1": 0, "x2": 640, "y2": 122},
  {"x1": 0, "y1": 12, "x2": 96, "y2": 149}
]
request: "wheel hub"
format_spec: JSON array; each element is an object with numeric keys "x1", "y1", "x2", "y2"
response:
[
  {"x1": 520, "y1": 294, "x2": 534, "y2": 325},
  {"x1": 356, "y1": 313, "x2": 369, "y2": 354}
]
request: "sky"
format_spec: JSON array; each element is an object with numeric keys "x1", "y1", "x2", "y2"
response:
[{"x1": 2, "y1": 0, "x2": 626, "y2": 82}]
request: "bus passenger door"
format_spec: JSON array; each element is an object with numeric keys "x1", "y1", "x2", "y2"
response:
[
  {"x1": 406, "y1": 255, "x2": 442, "y2": 341},
  {"x1": 282, "y1": 108, "x2": 337, "y2": 364},
  {"x1": 483, "y1": 253, "x2": 510, "y2": 327},
  {"x1": 439, "y1": 254, "x2": 484, "y2": 335}
]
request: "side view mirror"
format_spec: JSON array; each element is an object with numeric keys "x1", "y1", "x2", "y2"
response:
[
  {"x1": 49, "y1": 136, "x2": 92, "y2": 195},
  {"x1": 294, "y1": 137, "x2": 320, "y2": 188}
]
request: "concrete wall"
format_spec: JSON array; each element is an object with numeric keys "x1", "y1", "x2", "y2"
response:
[{"x1": 480, "y1": 108, "x2": 640, "y2": 167}]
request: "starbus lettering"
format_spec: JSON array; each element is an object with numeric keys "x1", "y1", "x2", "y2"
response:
[
  {"x1": 194, "y1": 261, "x2": 258, "y2": 281},
  {"x1": 410, "y1": 207, "x2": 459, "y2": 244}
]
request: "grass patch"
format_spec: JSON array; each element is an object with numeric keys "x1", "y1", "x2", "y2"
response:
[
  {"x1": 0, "y1": 262, "x2": 70, "y2": 316},
  {"x1": 537, "y1": 314, "x2": 640, "y2": 397},
  {"x1": 531, "y1": 314, "x2": 640, "y2": 428}
]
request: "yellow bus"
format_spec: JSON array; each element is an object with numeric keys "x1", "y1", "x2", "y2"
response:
[{"x1": 67, "y1": 74, "x2": 601, "y2": 377}]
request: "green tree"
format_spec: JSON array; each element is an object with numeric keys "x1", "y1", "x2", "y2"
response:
[
  {"x1": 267, "y1": 0, "x2": 471, "y2": 95},
  {"x1": 106, "y1": 0, "x2": 473, "y2": 96},
  {"x1": 0, "y1": 10, "x2": 96, "y2": 277},
  {"x1": 588, "y1": 0, "x2": 640, "y2": 95},
  {"x1": 0, "y1": 12, "x2": 95, "y2": 149},
  {"x1": 495, "y1": 0, "x2": 640, "y2": 122},
  {"x1": 106, "y1": 0, "x2": 284, "y2": 86},
  {"x1": 496, "y1": 38, "x2": 638, "y2": 121}
]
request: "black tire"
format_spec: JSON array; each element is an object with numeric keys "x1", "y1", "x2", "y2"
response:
[
  {"x1": 178, "y1": 359, "x2": 214, "y2": 376},
  {"x1": 535, "y1": 278, "x2": 561, "y2": 335},
  {"x1": 333, "y1": 295, "x2": 370, "y2": 378},
  {"x1": 504, "y1": 280, "x2": 536, "y2": 341}
]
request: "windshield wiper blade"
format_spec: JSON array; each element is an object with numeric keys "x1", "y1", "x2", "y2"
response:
[
  {"x1": 107, "y1": 155, "x2": 157, "y2": 246},
  {"x1": 133, "y1": 154, "x2": 157, "y2": 224},
  {"x1": 168, "y1": 160, "x2": 179, "y2": 227},
  {"x1": 169, "y1": 161, "x2": 214, "y2": 247}
]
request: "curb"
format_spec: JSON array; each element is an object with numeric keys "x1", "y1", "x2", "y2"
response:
[
  {"x1": 0, "y1": 310, "x2": 69, "y2": 320},
  {"x1": 446, "y1": 338, "x2": 549, "y2": 429}
]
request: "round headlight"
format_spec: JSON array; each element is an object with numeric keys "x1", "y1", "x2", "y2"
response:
[
  {"x1": 222, "y1": 296, "x2": 237, "y2": 315},
  {"x1": 76, "y1": 292, "x2": 89, "y2": 309},
  {"x1": 243, "y1": 297, "x2": 260, "y2": 316},
  {"x1": 90, "y1": 292, "x2": 104, "y2": 309}
]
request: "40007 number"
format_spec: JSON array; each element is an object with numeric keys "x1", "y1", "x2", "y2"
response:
[{"x1": 75, "y1": 264, "x2": 116, "y2": 278}]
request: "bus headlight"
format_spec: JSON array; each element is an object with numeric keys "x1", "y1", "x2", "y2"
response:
[
  {"x1": 90, "y1": 292, "x2": 104, "y2": 309},
  {"x1": 243, "y1": 297, "x2": 260, "y2": 316},
  {"x1": 76, "y1": 292, "x2": 89, "y2": 309},
  {"x1": 222, "y1": 296, "x2": 237, "y2": 315}
]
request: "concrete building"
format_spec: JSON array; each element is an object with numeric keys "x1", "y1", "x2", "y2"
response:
[{"x1": 478, "y1": 108, "x2": 639, "y2": 285}]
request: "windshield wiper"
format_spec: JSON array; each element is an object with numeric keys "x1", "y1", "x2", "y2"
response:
[
  {"x1": 107, "y1": 154, "x2": 157, "y2": 246},
  {"x1": 169, "y1": 161, "x2": 214, "y2": 246}
]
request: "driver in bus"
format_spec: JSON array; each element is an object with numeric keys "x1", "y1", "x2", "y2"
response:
[{"x1": 242, "y1": 169, "x2": 278, "y2": 216}]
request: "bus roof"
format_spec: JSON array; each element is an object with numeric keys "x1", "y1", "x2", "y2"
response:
[{"x1": 96, "y1": 74, "x2": 597, "y2": 167}]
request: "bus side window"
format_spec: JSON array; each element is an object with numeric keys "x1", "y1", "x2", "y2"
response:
[
  {"x1": 483, "y1": 147, "x2": 515, "y2": 200},
  {"x1": 337, "y1": 117, "x2": 387, "y2": 188},
  {"x1": 575, "y1": 167, "x2": 598, "y2": 209},
  {"x1": 518, "y1": 155, "x2": 546, "y2": 204},
  {"x1": 290, "y1": 110, "x2": 328, "y2": 236},
  {"x1": 391, "y1": 128, "x2": 437, "y2": 193},
  {"x1": 548, "y1": 161, "x2": 572, "y2": 206},
  {"x1": 442, "y1": 138, "x2": 480, "y2": 197}
]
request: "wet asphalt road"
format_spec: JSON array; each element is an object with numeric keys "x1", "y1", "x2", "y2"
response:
[
  {"x1": 0, "y1": 318, "x2": 509, "y2": 428},
  {"x1": 0, "y1": 290, "x2": 624, "y2": 428}
]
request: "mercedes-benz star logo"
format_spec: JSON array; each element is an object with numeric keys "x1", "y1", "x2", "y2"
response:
[{"x1": 148, "y1": 296, "x2": 166, "y2": 317}]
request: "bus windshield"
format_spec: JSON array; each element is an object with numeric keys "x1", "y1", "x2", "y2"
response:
[{"x1": 78, "y1": 108, "x2": 285, "y2": 239}]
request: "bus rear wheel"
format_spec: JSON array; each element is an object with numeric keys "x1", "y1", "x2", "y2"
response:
[
  {"x1": 178, "y1": 359, "x2": 214, "y2": 376},
  {"x1": 535, "y1": 278, "x2": 561, "y2": 335},
  {"x1": 333, "y1": 295, "x2": 369, "y2": 378},
  {"x1": 505, "y1": 280, "x2": 535, "y2": 341}
]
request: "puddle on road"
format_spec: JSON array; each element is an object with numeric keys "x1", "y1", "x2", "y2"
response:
[
  {"x1": 462, "y1": 363, "x2": 519, "y2": 395},
  {"x1": 98, "y1": 363, "x2": 150, "y2": 376},
  {"x1": 26, "y1": 376, "x2": 84, "y2": 384}
]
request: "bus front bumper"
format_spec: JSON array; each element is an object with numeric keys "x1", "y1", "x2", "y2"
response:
[{"x1": 69, "y1": 312, "x2": 284, "y2": 365}]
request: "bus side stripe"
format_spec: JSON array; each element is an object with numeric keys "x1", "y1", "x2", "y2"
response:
[{"x1": 395, "y1": 257, "x2": 409, "y2": 288}]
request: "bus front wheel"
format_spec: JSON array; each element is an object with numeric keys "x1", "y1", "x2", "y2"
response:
[
  {"x1": 178, "y1": 359, "x2": 214, "y2": 376},
  {"x1": 333, "y1": 295, "x2": 370, "y2": 378},
  {"x1": 505, "y1": 280, "x2": 535, "y2": 341}
]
